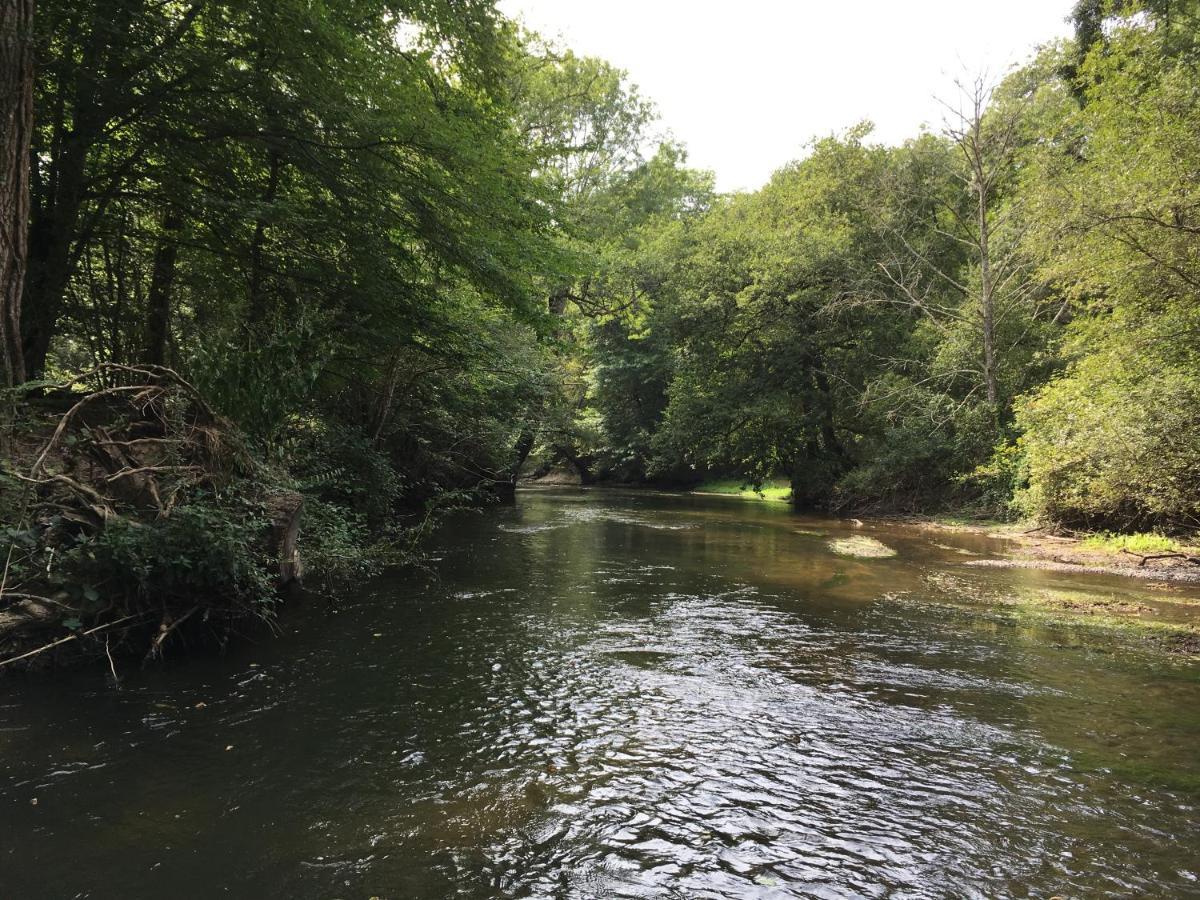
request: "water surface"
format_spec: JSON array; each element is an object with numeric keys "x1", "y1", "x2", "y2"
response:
[{"x1": 3, "y1": 488, "x2": 1200, "y2": 898}]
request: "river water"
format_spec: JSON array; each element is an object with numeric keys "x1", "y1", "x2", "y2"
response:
[{"x1": 3, "y1": 488, "x2": 1200, "y2": 898}]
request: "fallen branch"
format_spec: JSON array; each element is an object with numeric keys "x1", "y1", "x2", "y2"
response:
[
  {"x1": 13, "y1": 472, "x2": 117, "y2": 520},
  {"x1": 144, "y1": 604, "x2": 201, "y2": 664},
  {"x1": 105, "y1": 634, "x2": 120, "y2": 687},
  {"x1": 0, "y1": 591, "x2": 73, "y2": 609},
  {"x1": 30, "y1": 385, "x2": 166, "y2": 477},
  {"x1": 1121, "y1": 548, "x2": 1200, "y2": 567},
  {"x1": 100, "y1": 464, "x2": 203, "y2": 483},
  {"x1": 0, "y1": 613, "x2": 146, "y2": 669}
]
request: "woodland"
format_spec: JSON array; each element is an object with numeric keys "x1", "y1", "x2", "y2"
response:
[{"x1": 1, "y1": 0, "x2": 1198, "y2": 664}]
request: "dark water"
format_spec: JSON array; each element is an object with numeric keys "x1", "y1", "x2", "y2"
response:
[{"x1": 4, "y1": 488, "x2": 1200, "y2": 899}]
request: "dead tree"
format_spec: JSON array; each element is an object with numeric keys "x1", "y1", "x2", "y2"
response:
[{"x1": 876, "y1": 75, "x2": 1034, "y2": 412}]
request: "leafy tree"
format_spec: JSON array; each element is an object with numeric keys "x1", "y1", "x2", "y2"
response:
[{"x1": 1013, "y1": 4, "x2": 1200, "y2": 529}]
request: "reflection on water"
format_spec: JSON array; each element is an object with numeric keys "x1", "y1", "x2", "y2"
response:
[{"x1": 3, "y1": 487, "x2": 1200, "y2": 898}]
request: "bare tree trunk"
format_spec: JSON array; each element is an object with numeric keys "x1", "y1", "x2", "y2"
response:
[
  {"x1": 974, "y1": 146, "x2": 999, "y2": 408},
  {"x1": 942, "y1": 75, "x2": 1017, "y2": 412},
  {"x1": 0, "y1": 0, "x2": 34, "y2": 387},
  {"x1": 372, "y1": 351, "x2": 403, "y2": 445},
  {"x1": 144, "y1": 207, "x2": 181, "y2": 366}
]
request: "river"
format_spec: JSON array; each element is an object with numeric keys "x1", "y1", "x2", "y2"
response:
[{"x1": 3, "y1": 488, "x2": 1200, "y2": 898}]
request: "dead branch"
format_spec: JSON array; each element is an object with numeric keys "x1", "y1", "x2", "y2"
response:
[
  {"x1": 30, "y1": 385, "x2": 165, "y2": 477},
  {"x1": 100, "y1": 464, "x2": 203, "y2": 484},
  {"x1": 14, "y1": 472, "x2": 117, "y2": 520},
  {"x1": 1121, "y1": 548, "x2": 1200, "y2": 567},
  {"x1": 0, "y1": 613, "x2": 147, "y2": 669},
  {"x1": 144, "y1": 604, "x2": 201, "y2": 664}
]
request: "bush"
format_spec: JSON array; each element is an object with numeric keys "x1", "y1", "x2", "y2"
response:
[
  {"x1": 833, "y1": 378, "x2": 1000, "y2": 512},
  {"x1": 1014, "y1": 341, "x2": 1200, "y2": 531},
  {"x1": 63, "y1": 497, "x2": 275, "y2": 615}
]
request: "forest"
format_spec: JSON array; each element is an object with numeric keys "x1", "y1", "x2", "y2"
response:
[{"x1": 1, "y1": 0, "x2": 1198, "y2": 665}]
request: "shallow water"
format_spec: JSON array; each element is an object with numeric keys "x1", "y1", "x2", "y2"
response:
[{"x1": 3, "y1": 488, "x2": 1200, "y2": 898}]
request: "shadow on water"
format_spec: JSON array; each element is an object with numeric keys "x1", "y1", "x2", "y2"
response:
[{"x1": 3, "y1": 487, "x2": 1200, "y2": 898}]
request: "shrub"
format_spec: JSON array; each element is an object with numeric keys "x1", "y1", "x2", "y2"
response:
[
  {"x1": 1014, "y1": 339, "x2": 1200, "y2": 531},
  {"x1": 63, "y1": 497, "x2": 276, "y2": 615}
]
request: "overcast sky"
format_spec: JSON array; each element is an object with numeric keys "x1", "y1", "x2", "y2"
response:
[{"x1": 497, "y1": 1, "x2": 1075, "y2": 192}]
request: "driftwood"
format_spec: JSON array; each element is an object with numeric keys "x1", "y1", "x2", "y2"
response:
[
  {"x1": 0, "y1": 614, "x2": 147, "y2": 670},
  {"x1": 1120, "y1": 548, "x2": 1200, "y2": 568}
]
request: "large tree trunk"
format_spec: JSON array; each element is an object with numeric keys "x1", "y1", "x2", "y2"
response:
[
  {"x1": 20, "y1": 23, "x2": 95, "y2": 379},
  {"x1": 0, "y1": 0, "x2": 34, "y2": 387},
  {"x1": 498, "y1": 425, "x2": 537, "y2": 502},
  {"x1": 144, "y1": 208, "x2": 182, "y2": 366}
]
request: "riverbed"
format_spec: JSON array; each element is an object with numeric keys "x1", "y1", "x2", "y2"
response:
[{"x1": 3, "y1": 488, "x2": 1200, "y2": 898}]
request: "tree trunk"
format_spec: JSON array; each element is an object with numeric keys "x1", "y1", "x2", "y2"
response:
[
  {"x1": 498, "y1": 425, "x2": 537, "y2": 502},
  {"x1": 264, "y1": 491, "x2": 304, "y2": 586},
  {"x1": 246, "y1": 150, "x2": 281, "y2": 327},
  {"x1": 976, "y1": 170, "x2": 999, "y2": 408},
  {"x1": 0, "y1": 0, "x2": 34, "y2": 386},
  {"x1": 144, "y1": 208, "x2": 182, "y2": 366},
  {"x1": 554, "y1": 443, "x2": 594, "y2": 484},
  {"x1": 21, "y1": 73, "x2": 92, "y2": 377}
]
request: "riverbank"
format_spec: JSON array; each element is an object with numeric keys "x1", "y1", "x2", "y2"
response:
[
  {"x1": 891, "y1": 518, "x2": 1200, "y2": 585},
  {"x1": 673, "y1": 481, "x2": 1200, "y2": 586}
]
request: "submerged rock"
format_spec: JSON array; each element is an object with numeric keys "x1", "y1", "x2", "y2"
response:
[{"x1": 828, "y1": 535, "x2": 897, "y2": 558}]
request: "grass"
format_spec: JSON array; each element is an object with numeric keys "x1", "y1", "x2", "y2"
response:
[
  {"x1": 693, "y1": 478, "x2": 792, "y2": 502},
  {"x1": 1080, "y1": 531, "x2": 1193, "y2": 555}
]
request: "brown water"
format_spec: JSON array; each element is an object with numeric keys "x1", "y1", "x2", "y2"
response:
[{"x1": 3, "y1": 487, "x2": 1200, "y2": 898}]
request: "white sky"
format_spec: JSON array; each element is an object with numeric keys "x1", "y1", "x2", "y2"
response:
[{"x1": 497, "y1": 1, "x2": 1075, "y2": 192}]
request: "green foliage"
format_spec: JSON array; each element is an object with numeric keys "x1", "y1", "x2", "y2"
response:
[
  {"x1": 1080, "y1": 532, "x2": 1190, "y2": 554},
  {"x1": 1012, "y1": 5, "x2": 1200, "y2": 530},
  {"x1": 836, "y1": 378, "x2": 997, "y2": 512},
  {"x1": 64, "y1": 498, "x2": 275, "y2": 613},
  {"x1": 283, "y1": 416, "x2": 406, "y2": 531},
  {"x1": 1013, "y1": 317, "x2": 1200, "y2": 529},
  {"x1": 8, "y1": 0, "x2": 1200, "y2": 673},
  {"x1": 574, "y1": 3, "x2": 1200, "y2": 532}
]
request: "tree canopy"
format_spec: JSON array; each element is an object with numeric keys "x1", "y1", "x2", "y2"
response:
[{"x1": 1, "y1": 0, "x2": 1198, "y2": 657}]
